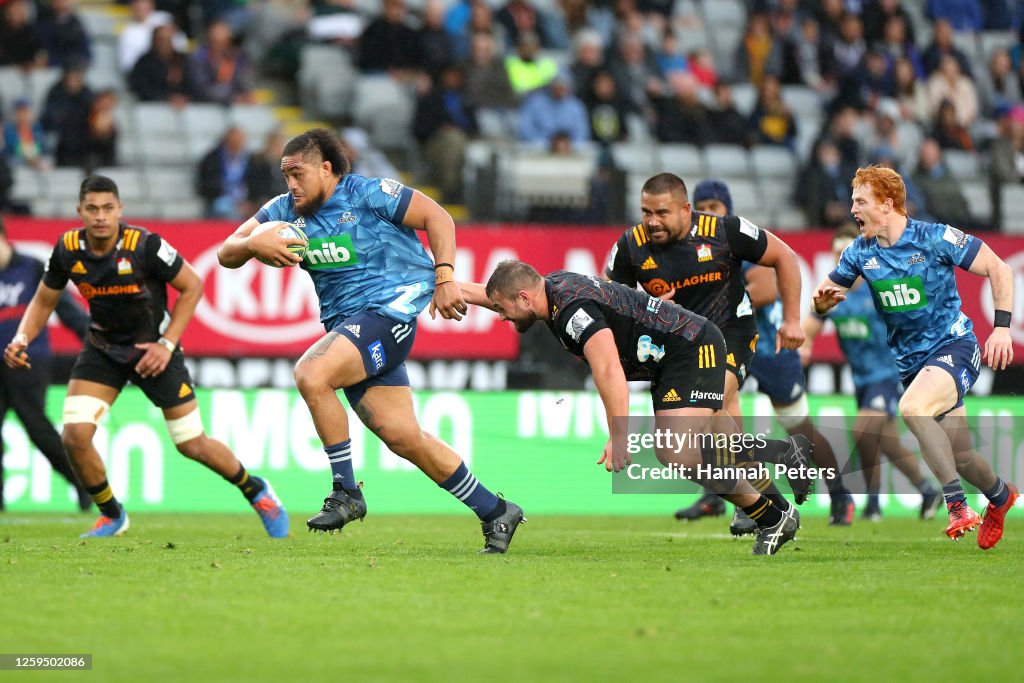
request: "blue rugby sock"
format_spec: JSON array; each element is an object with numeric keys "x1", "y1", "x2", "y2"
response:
[
  {"x1": 439, "y1": 462, "x2": 500, "y2": 520},
  {"x1": 942, "y1": 479, "x2": 967, "y2": 507},
  {"x1": 325, "y1": 440, "x2": 357, "y2": 490},
  {"x1": 983, "y1": 478, "x2": 1010, "y2": 508}
]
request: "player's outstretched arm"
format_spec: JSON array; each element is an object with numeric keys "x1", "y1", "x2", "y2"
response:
[
  {"x1": 966, "y1": 243, "x2": 1015, "y2": 370},
  {"x1": 583, "y1": 329, "x2": 631, "y2": 472},
  {"x1": 5, "y1": 282, "x2": 62, "y2": 369},
  {"x1": 402, "y1": 190, "x2": 467, "y2": 320},
  {"x1": 810, "y1": 277, "x2": 849, "y2": 316},
  {"x1": 430, "y1": 281, "x2": 496, "y2": 318},
  {"x1": 757, "y1": 231, "x2": 804, "y2": 351}
]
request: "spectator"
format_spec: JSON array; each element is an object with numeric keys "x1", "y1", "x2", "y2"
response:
[
  {"x1": 981, "y1": 0, "x2": 1015, "y2": 29},
  {"x1": 926, "y1": 54, "x2": 978, "y2": 127},
  {"x1": 3, "y1": 100, "x2": 49, "y2": 171},
  {"x1": 569, "y1": 28, "x2": 606, "y2": 103},
  {"x1": 769, "y1": 4, "x2": 804, "y2": 85},
  {"x1": 921, "y1": 18, "x2": 973, "y2": 77},
  {"x1": 816, "y1": 104, "x2": 863, "y2": 170},
  {"x1": 447, "y1": 0, "x2": 496, "y2": 61},
  {"x1": 607, "y1": 31, "x2": 663, "y2": 120},
  {"x1": 749, "y1": 73, "x2": 798, "y2": 149},
  {"x1": 40, "y1": 64, "x2": 93, "y2": 168},
  {"x1": 340, "y1": 127, "x2": 400, "y2": 179},
  {"x1": 244, "y1": 129, "x2": 289, "y2": 215},
  {"x1": 868, "y1": 146, "x2": 933, "y2": 220},
  {"x1": 876, "y1": 14, "x2": 925, "y2": 78},
  {"x1": 988, "y1": 105, "x2": 1024, "y2": 228},
  {"x1": 653, "y1": 71, "x2": 711, "y2": 145},
  {"x1": 912, "y1": 136, "x2": 984, "y2": 228},
  {"x1": 655, "y1": 29, "x2": 689, "y2": 78},
  {"x1": 463, "y1": 30, "x2": 517, "y2": 137},
  {"x1": 584, "y1": 70, "x2": 630, "y2": 146},
  {"x1": 118, "y1": 0, "x2": 187, "y2": 73},
  {"x1": 796, "y1": 137, "x2": 856, "y2": 228},
  {"x1": 516, "y1": 70, "x2": 590, "y2": 150},
  {"x1": 862, "y1": 0, "x2": 918, "y2": 46},
  {"x1": 733, "y1": 12, "x2": 783, "y2": 88},
  {"x1": 686, "y1": 47, "x2": 718, "y2": 88},
  {"x1": 707, "y1": 81, "x2": 751, "y2": 146},
  {"x1": 893, "y1": 55, "x2": 930, "y2": 123},
  {"x1": 417, "y1": 0, "x2": 457, "y2": 79},
  {"x1": 926, "y1": 0, "x2": 983, "y2": 33},
  {"x1": 495, "y1": 0, "x2": 564, "y2": 50},
  {"x1": 930, "y1": 98, "x2": 975, "y2": 149},
  {"x1": 357, "y1": 0, "x2": 421, "y2": 75},
  {"x1": 866, "y1": 98, "x2": 923, "y2": 170},
  {"x1": 35, "y1": 0, "x2": 91, "y2": 70},
  {"x1": 0, "y1": 0, "x2": 45, "y2": 68},
  {"x1": 129, "y1": 23, "x2": 198, "y2": 104},
  {"x1": 504, "y1": 30, "x2": 558, "y2": 96},
  {"x1": 978, "y1": 47, "x2": 1021, "y2": 118},
  {"x1": 813, "y1": 0, "x2": 847, "y2": 46},
  {"x1": 191, "y1": 20, "x2": 254, "y2": 104},
  {"x1": 196, "y1": 126, "x2": 253, "y2": 219},
  {"x1": 834, "y1": 48, "x2": 895, "y2": 110},
  {"x1": 827, "y1": 12, "x2": 867, "y2": 82},
  {"x1": 413, "y1": 64, "x2": 478, "y2": 202},
  {"x1": 86, "y1": 89, "x2": 118, "y2": 169},
  {"x1": 794, "y1": 16, "x2": 830, "y2": 93}
]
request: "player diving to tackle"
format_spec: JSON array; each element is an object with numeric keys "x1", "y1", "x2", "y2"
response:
[
  {"x1": 449, "y1": 259, "x2": 821, "y2": 555},
  {"x1": 811, "y1": 165, "x2": 1017, "y2": 547},
  {"x1": 218, "y1": 128, "x2": 525, "y2": 553}
]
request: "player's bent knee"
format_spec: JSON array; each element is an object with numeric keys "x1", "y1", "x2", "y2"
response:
[
  {"x1": 166, "y1": 409, "x2": 205, "y2": 446},
  {"x1": 774, "y1": 393, "x2": 808, "y2": 430},
  {"x1": 378, "y1": 425, "x2": 426, "y2": 457}
]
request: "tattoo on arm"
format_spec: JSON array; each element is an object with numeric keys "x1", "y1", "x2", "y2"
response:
[{"x1": 355, "y1": 401, "x2": 384, "y2": 437}]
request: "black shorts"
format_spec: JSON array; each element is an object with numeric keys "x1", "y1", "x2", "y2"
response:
[
  {"x1": 651, "y1": 323, "x2": 727, "y2": 411},
  {"x1": 721, "y1": 326, "x2": 757, "y2": 386},
  {"x1": 70, "y1": 342, "x2": 196, "y2": 409}
]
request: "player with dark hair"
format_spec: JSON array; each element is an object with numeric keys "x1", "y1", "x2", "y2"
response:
[
  {"x1": 0, "y1": 218, "x2": 91, "y2": 512},
  {"x1": 217, "y1": 128, "x2": 525, "y2": 553},
  {"x1": 4, "y1": 175, "x2": 289, "y2": 538},
  {"x1": 604, "y1": 173, "x2": 832, "y2": 533},
  {"x1": 812, "y1": 165, "x2": 1017, "y2": 547},
  {"x1": 687, "y1": 179, "x2": 857, "y2": 528},
  {"x1": 452, "y1": 259, "x2": 817, "y2": 555},
  {"x1": 802, "y1": 225, "x2": 940, "y2": 521}
]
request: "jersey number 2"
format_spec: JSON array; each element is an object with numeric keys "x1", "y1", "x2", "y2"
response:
[{"x1": 388, "y1": 283, "x2": 425, "y2": 315}]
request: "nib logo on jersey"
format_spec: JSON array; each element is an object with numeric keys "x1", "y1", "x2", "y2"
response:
[
  {"x1": 305, "y1": 235, "x2": 360, "y2": 270},
  {"x1": 835, "y1": 315, "x2": 871, "y2": 339},
  {"x1": 870, "y1": 276, "x2": 928, "y2": 312}
]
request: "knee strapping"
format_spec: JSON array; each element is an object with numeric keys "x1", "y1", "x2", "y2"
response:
[
  {"x1": 166, "y1": 409, "x2": 205, "y2": 445},
  {"x1": 62, "y1": 395, "x2": 111, "y2": 425},
  {"x1": 774, "y1": 393, "x2": 809, "y2": 430}
]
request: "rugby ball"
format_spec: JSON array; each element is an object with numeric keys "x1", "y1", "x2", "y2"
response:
[{"x1": 252, "y1": 221, "x2": 308, "y2": 267}]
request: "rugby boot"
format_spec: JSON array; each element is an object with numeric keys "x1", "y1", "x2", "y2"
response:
[
  {"x1": 978, "y1": 483, "x2": 1019, "y2": 550},
  {"x1": 80, "y1": 511, "x2": 130, "y2": 538},
  {"x1": 480, "y1": 499, "x2": 526, "y2": 554},
  {"x1": 674, "y1": 492, "x2": 726, "y2": 521},
  {"x1": 729, "y1": 506, "x2": 758, "y2": 536},
  {"x1": 780, "y1": 434, "x2": 815, "y2": 504},
  {"x1": 944, "y1": 500, "x2": 981, "y2": 541},
  {"x1": 829, "y1": 491, "x2": 856, "y2": 526},
  {"x1": 307, "y1": 485, "x2": 367, "y2": 533},
  {"x1": 751, "y1": 505, "x2": 800, "y2": 556},
  {"x1": 919, "y1": 489, "x2": 942, "y2": 520}
]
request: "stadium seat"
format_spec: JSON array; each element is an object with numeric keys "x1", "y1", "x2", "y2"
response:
[
  {"x1": 43, "y1": 168, "x2": 86, "y2": 201},
  {"x1": 182, "y1": 104, "x2": 229, "y2": 140},
  {"x1": 116, "y1": 131, "x2": 143, "y2": 167},
  {"x1": 943, "y1": 150, "x2": 981, "y2": 179},
  {"x1": 504, "y1": 151, "x2": 595, "y2": 211},
  {"x1": 86, "y1": 41, "x2": 123, "y2": 92},
  {"x1": 157, "y1": 198, "x2": 205, "y2": 219},
  {"x1": 674, "y1": 25, "x2": 709, "y2": 53},
  {"x1": 701, "y1": 0, "x2": 746, "y2": 26},
  {"x1": 94, "y1": 167, "x2": 146, "y2": 201},
  {"x1": 729, "y1": 83, "x2": 757, "y2": 117},
  {"x1": 135, "y1": 102, "x2": 183, "y2": 137},
  {"x1": 27, "y1": 68, "x2": 61, "y2": 115},
  {"x1": 959, "y1": 181, "x2": 992, "y2": 223},
  {"x1": 299, "y1": 44, "x2": 357, "y2": 120},
  {"x1": 781, "y1": 85, "x2": 821, "y2": 117},
  {"x1": 229, "y1": 104, "x2": 279, "y2": 141},
  {"x1": 658, "y1": 144, "x2": 705, "y2": 178},
  {"x1": 140, "y1": 135, "x2": 190, "y2": 166},
  {"x1": 11, "y1": 166, "x2": 40, "y2": 202},
  {"x1": 352, "y1": 76, "x2": 415, "y2": 153},
  {"x1": 980, "y1": 30, "x2": 1016, "y2": 59},
  {"x1": 0, "y1": 68, "x2": 28, "y2": 118},
  {"x1": 771, "y1": 206, "x2": 807, "y2": 231},
  {"x1": 610, "y1": 142, "x2": 658, "y2": 175},
  {"x1": 718, "y1": 177, "x2": 761, "y2": 216},
  {"x1": 1000, "y1": 185, "x2": 1024, "y2": 233},
  {"x1": 704, "y1": 144, "x2": 751, "y2": 177},
  {"x1": 751, "y1": 146, "x2": 798, "y2": 179}
]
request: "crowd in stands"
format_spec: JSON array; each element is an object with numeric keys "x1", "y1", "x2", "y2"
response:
[{"x1": 1, "y1": 0, "x2": 1024, "y2": 230}]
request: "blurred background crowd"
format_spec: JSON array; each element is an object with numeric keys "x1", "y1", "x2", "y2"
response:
[{"x1": 1, "y1": 0, "x2": 1024, "y2": 231}]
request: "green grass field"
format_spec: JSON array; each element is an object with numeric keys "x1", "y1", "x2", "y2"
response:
[{"x1": 2, "y1": 512, "x2": 1021, "y2": 682}]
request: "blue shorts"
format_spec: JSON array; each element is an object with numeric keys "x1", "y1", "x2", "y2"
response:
[
  {"x1": 747, "y1": 348, "x2": 805, "y2": 406},
  {"x1": 332, "y1": 310, "x2": 417, "y2": 407},
  {"x1": 854, "y1": 378, "x2": 901, "y2": 416},
  {"x1": 901, "y1": 338, "x2": 981, "y2": 411}
]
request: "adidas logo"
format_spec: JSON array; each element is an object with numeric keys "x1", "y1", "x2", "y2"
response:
[
  {"x1": 936, "y1": 354, "x2": 954, "y2": 367},
  {"x1": 345, "y1": 324, "x2": 361, "y2": 338},
  {"x1": 641, "y1": 256, "x2": 657, "y2": 270},
  {"x1": 178, "y1": 383, "x2": 193, "y2": 398},
  {"x1": 71, "y1": 261, "x2": 87, "y2": 274},
  {"x1": 662, "y1": 388, "x2": 681, "y2": 402},
  {"x1": 863, "y1": 257, "x2": 880, "y2": 270}
]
